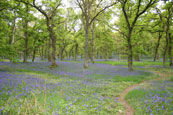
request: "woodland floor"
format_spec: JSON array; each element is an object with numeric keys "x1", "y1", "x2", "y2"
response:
[
  {"x1": 118, "y1": 70, "x2": 171, "y2": 115},
  {"x1": 0, "y1": 60, "x2": 172, "y2": 115}
]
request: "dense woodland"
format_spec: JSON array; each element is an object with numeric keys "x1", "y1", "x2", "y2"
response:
[{"x1": 0, "y1": 0, "x2": 172, "y2": 71}]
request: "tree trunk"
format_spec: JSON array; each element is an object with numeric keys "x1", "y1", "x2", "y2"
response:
[
  {"x1": 163, "y1": 7, "x2": 170, "y2": 67},
  {"x1": 9, "y1": 17, "x2": 16, "y2": 62},
  {"x1": 47, "y1": 18, "x2": 57, "y2": 67},
  {"x1": 91, "y1": 23, "x2": 95, "y2": 64},
  {"x1": 48, "y1": 39, "x2": 51, "y2": 62},
  {"x1": 32, "y1": 48, "x2": 36, "y2": 62},
  {"x1": 65, "y1": 51, "x2": 68, "y2": 60},
  {"x1": 168, "y1": 33, "x2": 173, "y2": 66},
  {"x1": 11, "y1": 17, "x2": 16, "y2": 45},
  {"x1": 163, "y1": 38, "x2": 168, "y2": 67},
  {"x1": 81, "y1": 54, "x2": 83, "y2": 60},
  {"x1": 127, "y1": 31, "x2": 133, "y2": 71},
  {"x1": 154, "y1": 32, "x2": 162, "y2": 61},
  {"x1": 23, "y1": 4, "x2": 29, "y2": 63},
  {"x1": 75, "y1": 43, "x2": 78, "y2": 61},
  {"x1": 41, "y1": 47, "x2": 44, "y2": 60},
  {"x1": 44, "y1": 45, "x2": 47, "y2": 59},
  {"x1": 69, "y1": 46, "x2": 74, "y2": 60},
  {"x1": 96, "y1": 51, "x2": 99, "y2": 59},
  {"x1": 60, "y1": 48, "x2": 64, "y2": 60},
  {"x1": 135, "y1": 54, "x2": 140, "y2": 61},
  {"x1": 83, "y1": 24, "x2": 89, "y2": 68},
  {"x1": 51, "y1": 34, "x2": 57, "y2": 66}
]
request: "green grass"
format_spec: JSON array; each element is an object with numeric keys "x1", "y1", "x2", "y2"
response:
[
  {"x1": 0, "y1": 71, "x2": 130, "y2": 114},
  {"x1": 170, "y1": 76, "x2": 173, "y2": 81},
  {"x1": 0, "y1": 67, "x2": 157, "y2": 114},
  {"x1": 96, "y1": 61, "x2": 169, "y2": 66},
  {"x1": 125, "y1": 68, "x2": 173, "y2": 115},
  {"x1": 0, "y1": 62, "x2": 171, "y2": 114}
]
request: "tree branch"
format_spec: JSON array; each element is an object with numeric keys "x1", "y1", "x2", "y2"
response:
[
  {"x1": 51, "y1": 0, "x2": 62, "y2": 17},
  {"x1": 89, "y1": 1, "x2": 117, "y2": 25},
  {"x1": 131, "y1": 0, "x2": 157, "y2": 29},
  {"x1": 32, "y1": 0, "x2": 48, "y2": 18},
  {"x1": 121, "y1": 0, "x2": 131, "y2": 29},
  {"x1": 15, "y1": 0, "x2": 48, "y2": 18}
]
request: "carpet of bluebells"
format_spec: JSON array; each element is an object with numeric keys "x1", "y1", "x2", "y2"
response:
[
  {"x1": 0, "y1": 61, "x2": 147, "y2": 77},
  {"x1": 126, "y1": 80, "x2": 173, "y2": 115},
  {"x1": 0, "y1": 61, "x2": 169, "y2": 115}
]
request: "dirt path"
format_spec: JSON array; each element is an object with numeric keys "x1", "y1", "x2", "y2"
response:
[{"x1": 118, "y1": 71, "x2": 168, "y2": 115}]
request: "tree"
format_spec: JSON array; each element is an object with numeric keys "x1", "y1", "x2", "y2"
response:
[
  {"x1": 23, "y1": 3, "x2": 29, "y2": 63},
  {"x1": 152, "y1": 8, "x2": 164, "y2": 61},
  {"x1": 164, "y1": 2, "x2": 173, "y2": 66},
  {"x1": 119, "y1": 0, "x2": 158, "y2": 71},
  {"x1": 75, "y1": 0, "x2": 117, "y2": 68},
  {"x1": 16, "y1": 0, "x2": 62, "y2": 67}
]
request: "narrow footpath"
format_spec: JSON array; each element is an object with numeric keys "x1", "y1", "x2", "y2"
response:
[{"x1": 118, "y1": 71, "x2": 168, "y2": 115}]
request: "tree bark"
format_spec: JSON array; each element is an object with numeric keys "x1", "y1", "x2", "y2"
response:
[
  {"x1": 44, "y1": 44, "x2": 47, "y2": 59},
  {"x1": 91, "y1": 23, "x2": 95, "y2": 64},
  {"x1": 60, "y1": 47, "x2": 64, "y2": 60},
  {"x1": 41, "y1": 47, "x2": 44, "y2": 60},
  {"x1": 81, "y1": 54, "x2": 83, "y2": 60},
  {"x1": 154, "y1": 32, "x2": 162, "y2": 61},
  {"x1": 75, "y1": 43, "x2": 78, "y2": 61},
  {"x1": 48, "y1": 39, "x2": 51, "y2": 62},
  {"x1": 51, "y1": 32, "x2": 57, "y2": 66},
  {"x1": 32, "y1": 48, "x2": 36, "y2": 62},
  {"x1": 127, "y1": 31, "x2": 133, "y2": 71},
  {"x1": 47, "y1": 18, "x2": 57, "y2": 67},
  {"x1": 23, "y1": 4, "x2": 29, "y2": 63},
  {"x1": 163, "y1": 6, "x2": 171, "y2": 67},
  {"x1": 168, "y1": 33, "x2": 173, "y2": 66},
  {"x1": 96, "y1": 51, "x2": 99, "y2": 59},
  {"x1": 69, "y1": 46, "x2": 74, "y2": 60},
  {"x1": 163, "y1": 37, "x2": 168, "y2": 67},
  {"x1": 83, "y1": 24, "x2": 89, "y2": 68},
  {"x1": 11, "y1": 17, "x2": 16, "y2": 45},
  {"x1": 135, "y1": 54, "x2": 140, "y2": 61}
]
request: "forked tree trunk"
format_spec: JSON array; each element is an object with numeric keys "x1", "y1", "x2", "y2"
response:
[{"x1": 154, "y1": 32, "x2": 162, "y2": 61}]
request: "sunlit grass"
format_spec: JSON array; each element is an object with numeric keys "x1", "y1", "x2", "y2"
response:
[{"x1": 96, "y1": 61, "x2": 169, "y2": 66}]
